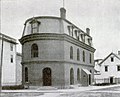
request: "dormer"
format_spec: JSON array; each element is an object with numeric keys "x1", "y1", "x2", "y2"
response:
[{"x1": 29, "y1": 18, "x2": 40, "y2": 33}]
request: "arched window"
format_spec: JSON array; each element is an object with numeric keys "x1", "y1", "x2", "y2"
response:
[
  {"x1": 90, "y1": 53, "x2": 92, "y2": 64},
  {"x1": 25, "y1": 67, "x2": 28, "y2": 82},
  {"x1": 77, "y1": 48, "x2": 80, "y2": 61},
  {"x1": 70, "y1": 46, "x2": 73, "y2": 59},
  {"x1": 70, "y1": 68, "x2": 74, "y2": 85},
  {"x1": 77, "y1": 68, "x2": 80, "y2": 83},
  {"x1": 31, "y1": 44, "x2": 38, "y2": 58},
  {"x1": 83, "y1": 50, "x2": 85, "y2": 62}
]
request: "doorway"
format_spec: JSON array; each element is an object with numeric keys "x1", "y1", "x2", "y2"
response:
[
  {"x1": 89, "y1": 74, "x2": 91, "y2": 85},
  {"x1": 110, "y1": 77, "x2": 113, "y2": 84},
  {"x1": 43, "y1": 68, "x2": 52, "y2": 86}
]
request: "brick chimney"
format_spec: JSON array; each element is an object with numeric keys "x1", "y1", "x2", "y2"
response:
[
  {"x1": 60, "y1": 7, "x2": 66, "y2": 19},
  {"x1": 86, "y1": 28, "x2": 90, "y2": 35}
]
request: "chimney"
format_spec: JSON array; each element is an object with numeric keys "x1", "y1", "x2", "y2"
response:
[
  {"x1": 60, "y1": 7, "x2": 66, "y2": 19},
  {"x1": 118, "y1": 51, "x2": 120, "y2": 55},
  {"x1": 86, "y1": 28, "x2": 90, "y2": 35}
]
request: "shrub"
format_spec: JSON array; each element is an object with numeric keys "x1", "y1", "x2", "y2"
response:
[{"x1": 2, "y1": 85, "x2": 24, "y2": 90}]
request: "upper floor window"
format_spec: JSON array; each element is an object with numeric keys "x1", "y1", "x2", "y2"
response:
[
  {"x1": 105, "y1": 66, "x2": 108, "y2": 72},
  {"x1": 31, "y1": 44, "x2": 38, "y2": 58},
  {"x1": 81, "y1": 34, "x2": 85, "y2": 42},
  {"x1": 117, "y1": 65, "x2": 120, "y2": 71},
  {"x1": 77, "y1": 48, "x2": 80, "y2": 61},
  {"x1": 11, "y1": 55, "x2": 13, "y2": 63},
  {"x1": 67, "y1": 26, "x2": 74, "y2": 37},
  {"x1": 88, "y1": 38, "x2": 92, "y2": 46},
  {"x1": 30, "y1": 18, "x2": 40, "y2": 33},
  {"x1": 111, "y1": 57, "x2": 114, "y2": 62},
  {"x1": 90, "y1": 53, "x2": 92, "y2": 64},
  {"x1": 70, "y1": 46, "x2": 73, "y2": 59},
  {"x1": 10, "y1": 43, "x2": 13, "y2": 51},
  {"x1": 83, "y1": 50, "x2": 85, "y2": 62},
  {"x1": 90, "y1": 70, "x2": 92, "y2": 73}
]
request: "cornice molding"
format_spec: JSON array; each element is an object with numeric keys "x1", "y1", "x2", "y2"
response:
[
  {"x1": 19, "y1": 33, "x2": 95, "y2": 52},
  {"x1": 21, "y1": 60, "x2": 94, "y2": 67}
]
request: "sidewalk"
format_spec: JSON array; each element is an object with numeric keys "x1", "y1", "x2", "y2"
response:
[{"x1": 2, "y1": 84, "x2": 120, "y2": 93}]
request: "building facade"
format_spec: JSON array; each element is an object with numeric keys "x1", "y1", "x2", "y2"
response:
[
  {"x1": 0, "y1": 33, "x2": 22, "y2": 86},
  {"x1": 19, "y1": 8, "x2": 95, "y2": 88},
  {"x1": 94, "y1": 52, "x2": 120, "y2": 84}
]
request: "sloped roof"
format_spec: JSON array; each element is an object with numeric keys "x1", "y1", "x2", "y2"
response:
[{"x1": 98, "y1": 52, "x2": 120, "y2": 65}]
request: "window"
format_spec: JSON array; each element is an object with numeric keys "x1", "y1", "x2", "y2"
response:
[
  {"x1": 67, "y1": 26, "x2": 74, "y2": 37},
  {"x1": 70, "y1": 46, "x2": 73, "y2": 59},
  {"x1": 117, "y1": 66, "x2": 120, "y2": 71},
  {"x1": 25, "y1": 67, "x2": 28, "y2": 82},
  {"x1": 111, "y1": 57, "x2": 114, "y2": 62},
  {"x1": 90, "y1": 70, "x2": 92, "y2": 73},
  {"x1": 88, "y1": 38, "x2": 91, "y2": 46},
  {"x1": 90, "y1": 53, "x2": 92, "y2": 64},
  {"x1": 77, "y1": 48, "x2": 80, "y2": 61},
  {"x1": 83, "y1": 50, "x2": 85, "y2": 62},
  {"x1": 30, "y1": 18, "x2": 40, "y2": 33},
  {"x1": 75, "y1": 30, "x2": 78, "y2": 38},
  {"x1": 70, "y1": 68, "x2": 74, "y2": 85},
  {"x1": 11, "y1": 55, "x2": 13, "y2": 63},
  {"x1": 10, "y1": 43, "x2": 13, "y2": 51},
  {"x1": 31, "y1": 44, "x2": 38, "y2": 58},
  {"x1": 105, "y1": 66, "x2": 108, "y2": 72},
  {"x1": 77, "y1": 68, "x2": 80, "y2": 82},
  {"x1": 81, "y1": 34, "x2": 85, "y2": 42}
]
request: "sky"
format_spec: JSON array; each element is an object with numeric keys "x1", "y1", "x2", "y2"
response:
[{"x1": 1, "y1": 0, "x2": 120, "y2": 59}]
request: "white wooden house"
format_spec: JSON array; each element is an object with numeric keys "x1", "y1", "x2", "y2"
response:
[
  {"x1": 0, "y1": 33, "x2": 22, "y2": 86},
  {"x1": 94, "y1": 52, "x2": 120, "y2": 84}
]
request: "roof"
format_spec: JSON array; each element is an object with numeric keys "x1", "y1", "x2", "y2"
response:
[
  {"x1": 0, "y1": 33, "x2": 17, "y2": 44},
  {"x1": 82, "y1": 68, "x2": 91, "y2": 74},
  {"x1": 98, "y1": 52, "x2": 120, "y2": 65},
  {"x1": 24, "y1": 16, "x2": 91, "y2": 38}
]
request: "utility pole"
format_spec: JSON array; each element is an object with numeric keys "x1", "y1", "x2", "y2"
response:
[
  {"x1": 0, "y1": 34, "x2": 3, "y2": 93},
  {"x1": 0, "y1": 0, "x2": 3, "y2": 93}
]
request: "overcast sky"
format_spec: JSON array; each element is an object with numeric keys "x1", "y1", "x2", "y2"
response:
[{"x1": 1, "y1": 0, "x2": 120, "y2": 59}]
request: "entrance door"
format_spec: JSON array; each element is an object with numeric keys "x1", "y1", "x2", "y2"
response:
[
  {"x1": 89, "y1": 74, "x2": 91, "y2": 85},
  {"x1": 43, "y1": 68, "x2": 52, "y2": 86},
  {"x1": 110, "y1": 77, "x2": 113, "y2": 84}
]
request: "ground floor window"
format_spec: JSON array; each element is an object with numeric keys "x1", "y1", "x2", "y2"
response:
[
  {"x1": 70, "y1": 68, "x2": 74, "y2": 85},
  {"x1": 77, "y1": 68, "x2": 80, "y2": 83},
  {"x1": 25, "y1": 67, "x2": 28, "y2": 82}
]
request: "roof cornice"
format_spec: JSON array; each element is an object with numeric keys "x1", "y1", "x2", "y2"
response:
[{"x1": 19, "y1": 33, "x2": 95, "y2": 52}]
